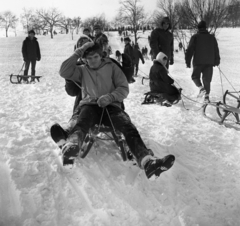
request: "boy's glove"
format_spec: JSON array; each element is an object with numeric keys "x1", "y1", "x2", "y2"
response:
[
  {"x1": 97, "y1": 94, "x2": 114, "y2": 108},
  {"x1": 74, "y1": 41, "x2": 94, "y2": 57}
]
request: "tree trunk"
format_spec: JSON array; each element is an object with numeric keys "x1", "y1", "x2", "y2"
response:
[
  {"x1": 134, "y1": 29, "x2": 137, "y2": 44},
  {"x1": 50, "y1": 27, "x2": 53, "y2": 39},
  {"x1": 5, "y1": 28, "x2": 8, "y2": 37}
]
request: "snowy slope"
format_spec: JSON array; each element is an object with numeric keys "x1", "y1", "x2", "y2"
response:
[{"x1": 0, "y1": 30, "x2": 240, "y2": 226}]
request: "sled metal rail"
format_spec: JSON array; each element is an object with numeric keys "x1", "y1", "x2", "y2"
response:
[
  {"x1": 141, "y1": 76, "x2": 149, "y2": 85},
  {"x1": 203, "y1": 90, "x2": 240, "y2": 126},
  {"x1": 9, "y1": 74, "x2": 42, "y2": 84}
]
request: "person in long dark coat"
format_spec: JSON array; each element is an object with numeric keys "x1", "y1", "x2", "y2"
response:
[
  {"x1": 123, "y1": 37, "x2": 135, "y2": 83},
  {"x1": 22, "y1": 30, "x2": 41, "y2": 82},
  {"x1": 185, "y1": 21, "x2": 220, "y2": 102},
  {"x1": 150, "y1": 17, "x2": 174, "y2": 68}
]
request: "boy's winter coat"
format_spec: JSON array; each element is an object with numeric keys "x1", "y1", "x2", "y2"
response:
[
  {"x1": 149, "y1": 60, "x2": 178, "y2": 95},
  {"x1": 22, "y1": 37, "x2": 41, "y2": 61},
  {"x1": 185, "y1": 29, "x2": 220, "y2": 67},
  {"x1": 65, "y1": 58, "x2": 126, "y2": 112},
  {"x1": 60, "y1": 54, "x2": 129, "y2": 109},
  {"x1": 150, "y1": 17, "x2": 174, "y2": 64}
]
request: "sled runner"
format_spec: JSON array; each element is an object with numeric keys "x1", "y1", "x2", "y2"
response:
[
  {"x1": 203, "y1": 90, "x2": 240, "y2": 127},
  {"x1": 9, "y1": 74, "x2": 42, "y2": 84},
  {"x1": 142, "y1": 88, "x2": 182, "y2": 106},
  {"x1": 141, "y1": 76, "x2": 149, "y2": 85},
  {"x1": 9, "y1": 63, "x2": 42, "y2": 84},
  {"x1": 50, "y1": 121, "x2": 133, "y2": 165}
]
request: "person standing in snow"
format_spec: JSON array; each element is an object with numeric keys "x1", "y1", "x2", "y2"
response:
[
  {"x1": 123, "y1": 37, "x2": 135, "y2": 83},
  {"x1": 22, "y1": 30, "x2": 41, "y2": 83},
  {"x1": 150, "y1": 17, "x2": 174, "y2": 68},
  {"x1": 185, "y1": 21, "x2": 220, "y2": 102},
  {"x1": 59, "y1": 42, "x2": 175, "y2": 180},
  {"x1": 144, "y1": 46, "x2": 149, "y2": 60},
  {"x1": 149, "y1": 52, "x2": 180, "y2": 107},
  {"x1": 133, "y1": 43, "x2": 145, "y2": 77},
  {"x1": 93, "y1": 24, "x2": 109, "y2": 57}
]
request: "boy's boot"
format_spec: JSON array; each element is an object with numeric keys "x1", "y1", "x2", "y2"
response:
[{"x1": 142, "y1": 155, "x2": 175, "y2": 180}]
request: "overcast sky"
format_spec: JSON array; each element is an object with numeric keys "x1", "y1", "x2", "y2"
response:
[{"x1": 1, "y1": 0, "x2": 158, "y2": 20}]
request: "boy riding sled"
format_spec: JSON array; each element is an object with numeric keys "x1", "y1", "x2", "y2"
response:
[{"x1": 58, "y1": 41, "x2": 175, "y2": 180}]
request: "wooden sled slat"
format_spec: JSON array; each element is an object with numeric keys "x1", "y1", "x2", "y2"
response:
[{"x1": 207, "y1": 102, "x2": 240, "y2": 114}]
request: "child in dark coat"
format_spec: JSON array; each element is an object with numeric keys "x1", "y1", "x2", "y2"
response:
[{"x1": 149, "y1": 52, "x2": 180, "y2": 106}]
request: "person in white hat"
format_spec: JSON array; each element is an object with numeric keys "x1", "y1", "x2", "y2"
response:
[{"x1": 149, "y1": 52, "x2": 180, "y2": 106}]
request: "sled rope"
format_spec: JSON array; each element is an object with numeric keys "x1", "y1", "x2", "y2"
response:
[
  {"x1": 166, "y1": 71, "x2": 206, "y2": 111},
  {"x1": 105, "y1": 107, "x2": 117, "y2": 133},
  {"x1": 218, "y1": 66, "x2": 239, "y2": 96},
  {"x1": 18, "y1": 62, "x2": 25, "y2": 75},
  {"x1": 72, "y1": 81, "x2": 97, "y2": 99},
  {"x1": 98, "y1": 108, "x2": 105, "y2": 133}
]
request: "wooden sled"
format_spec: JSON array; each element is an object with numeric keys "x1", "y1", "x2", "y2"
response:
[
  {"x1": 79, "y1": 124, "x2": 131, "y2": 162},
  {"x1": 142, "y1": 89, "x2": 182, "y2": 106},
  {"x1": 9, "y1": 74, "x2": 42, "y2": 84},
  {"x1": 202, "y1": 90, "x2": 240, "y2": 128}
]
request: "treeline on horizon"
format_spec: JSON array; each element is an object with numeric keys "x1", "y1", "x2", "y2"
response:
[{"x1": 0, "y1": 0, "x2": 240, "y2": 48}]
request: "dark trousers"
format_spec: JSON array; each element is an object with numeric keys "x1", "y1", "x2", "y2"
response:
[
  {"x1": 24, "y1": 60, "x2": 37, "y2": 80},
  {"x1": 122, "y1": 66, "x2": 134, "y2": 83},
  {"x1": 71, "y1": 105, "x2": 152, "y2": 166},
  {"x1": 134, "y1": 63, "x2": 139, "y2": 75},
  {"x1": 191, "y1": 65, "x2": 213, "y2": 94}
]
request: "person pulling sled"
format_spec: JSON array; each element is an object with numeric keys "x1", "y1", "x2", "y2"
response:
[{"x1": 56, "y1": 42, "x2": 175, "y2": 180}]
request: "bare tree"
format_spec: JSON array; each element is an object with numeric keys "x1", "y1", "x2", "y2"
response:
[
  {"x1": 118, "y1": 0, "x2": 146, "y2": 43},
  {"x1": 59, "y1": 16, "x2": 71, "y2": 34},
  {"x1": 82, "y1": 14, "x2": 107, "y2": 35},
  {"x1": 69, "y1": 17, "x2": 82, "y2": 40},
  {"x1": 36, "y1": 8, "x2": 62, "y2": 38},
  {"x1": 0, "y1": 11, "x2": 18, "y2": 37},
  {"x1": 20, "y1": 8, "x2": 35, "y2": 33},
  {"x1": 112, "y1": 15, "x2": 124, "y2": 29},
  {"x1": 227, "y1": 0, "x2": 240, "y2": 27},
  {"x1": 154, "y1": 0, "x2": 182, "y2": 32},
  {"x1": 72, "y1": 17, "x2": 81, "y2": 34},
  {"x1": 179, "y1": 0, "x2": 230, "y2": 34},
  {"x1": 30, "y1": 15, "x2": 48, "y2": 35}
]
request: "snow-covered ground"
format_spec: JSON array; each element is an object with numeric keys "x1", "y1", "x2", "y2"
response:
[{"x1": 0, "y1": 29, "x2": 240, "y2": 226}]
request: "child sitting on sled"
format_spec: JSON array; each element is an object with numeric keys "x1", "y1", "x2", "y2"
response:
[
  {"x1": 149, "y1": 52, "x2": 180, "y2": 107},
  {"x1": 56, "y1": 42, "x2": 175, "y2": 180}
]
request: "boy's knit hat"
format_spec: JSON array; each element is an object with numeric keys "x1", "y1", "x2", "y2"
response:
[
  {"x1": 197, "y1": 21, "x2": 207, "y2": 30},
  {"x1": 28, "y1": 29, "x2": 35, "y2": 35}
]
